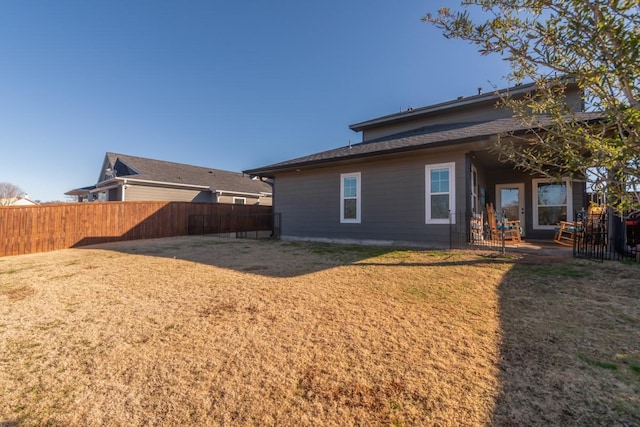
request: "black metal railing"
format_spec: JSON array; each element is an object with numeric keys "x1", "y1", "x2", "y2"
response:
[
  {"x1": 573, "y1": 208, "x2": 609, "y2": 261},
  {"x1": 188, "y1": 212, "x2": 280, "y2": 240},
  {"x1": 449, "y1": 211, "x2": 510, "y2": 252}
]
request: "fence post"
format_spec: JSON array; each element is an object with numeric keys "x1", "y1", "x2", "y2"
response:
[
  {"x1": 449, "y1": 210, "x2": 452, "y2": 250},
  {"x1": 499, "y1": 210, "x2": 506, "y2": 255}
]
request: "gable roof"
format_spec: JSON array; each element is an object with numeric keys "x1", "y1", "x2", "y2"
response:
[
  {"x1": 244, "y1": 112, "x2": 601, "y2": 177},
  {"x1": 349, "y1": 82, "x2": 540, "y2": 132},
  {"x1": 102, "y1": 153, "x2": 272, "y2": 195},
  {"x1": 350, "y1": 79, "x2": 583, "y2": 133},
  {"x1": 63, "y1": 152, "x2": 272, "y2": 198}
]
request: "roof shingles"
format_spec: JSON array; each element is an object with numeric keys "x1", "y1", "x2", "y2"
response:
[
  {"x1": 105, "y1": 153, "x2": 272, "y2": 195},
  {"x1": 245, "y1": 112, "x2": 601, "y2": 176}
]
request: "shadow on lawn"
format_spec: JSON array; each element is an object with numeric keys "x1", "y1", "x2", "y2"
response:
[
  {"x1": 81, "y1": 236, "x2": 403, "y2": 278},
  {"x1": 82, "y1": 235, "x2": 519, "y2": 278},
  {"x1": 491, "y1": 254, "x2": 640, "y2": 426}
]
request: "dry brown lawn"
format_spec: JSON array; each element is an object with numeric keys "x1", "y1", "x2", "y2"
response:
[{"x1": 0, "y1": 236, "x2": 638, "y2": 426}]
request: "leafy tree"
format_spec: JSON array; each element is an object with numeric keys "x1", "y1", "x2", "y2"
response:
[
  {"x1": 0, "y1": 182, "x2": 24, "y2": 206},
  {"x1": 424, "y1": 1, "x2": 640, "y2": 213}
]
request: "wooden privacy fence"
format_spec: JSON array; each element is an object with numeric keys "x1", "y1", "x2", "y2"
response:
[{"x1": 0, "y1": 202, "x2": 273, "y2": 257}]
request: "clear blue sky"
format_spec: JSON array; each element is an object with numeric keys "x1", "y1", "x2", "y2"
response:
[{"x1": 0, "y1": 1, "x2": 510, "y2": 202}]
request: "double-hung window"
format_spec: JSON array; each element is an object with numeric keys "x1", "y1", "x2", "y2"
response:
[
  {"x1": 532, "y1": 178, "x2": 572, "y2": 229},
  {"x1": 425, "y1": 162, "x2": 455, "y2": 224},
  {"x1": 340, "y1": 172, "x2": 361, "y2": 223}
]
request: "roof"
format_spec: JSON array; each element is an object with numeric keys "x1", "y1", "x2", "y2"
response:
[
  {"x1": 1, "y1": 197, "x2": 38, "y2": 206},
  {"x1": 244, "y1": 112, "x2": 601, "y2": 177},
  {"x1": 103, "y1": 153, "x2": 272, "y2": 195},
  {"x1": 349, "y1": 79, "x2": 582, "y2": 132},
  {"x1": 64, "y1": 186, "x2": 96, "y2": 196},
  {"x1": 349, "y1": 82, "x2": 541, "y2": 132}
]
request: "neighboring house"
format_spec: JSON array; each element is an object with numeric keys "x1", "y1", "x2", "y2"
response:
[
  {"x1": 66, "y1": 152, "x2": 272, "y2": 205},
  {"x1": 245, "y1": 82, "x2": 595, "y2": 247},
  {"x1": 0, "y1": 195, "x2": 38, "y2": 206}
]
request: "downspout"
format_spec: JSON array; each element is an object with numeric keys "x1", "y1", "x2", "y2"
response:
[{"x1": 122, "y1": 179, "x2": 126, "y2": 201}]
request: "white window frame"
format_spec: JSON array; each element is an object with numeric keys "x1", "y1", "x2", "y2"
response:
[
  {"x1": 340, "y1": 172, "x2": 361, "y2": 224},
  {"x1": 425, "y1": 162, "x2": 456, "y2": 224},
  {"x1": 532, "y1": 178, "x2": 573, "y2": 229},
  {"x1": 471, "y1": 164, "x2": 479, "y2": 214},
  {"x1": 233, "y1": 197, "x2": 246, "y2": 205}
]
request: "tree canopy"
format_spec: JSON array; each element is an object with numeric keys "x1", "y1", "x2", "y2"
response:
[
  {"x1": 0, "y1": 182, "x2": 24, "y2": 206},
  {"x1": 424, "y1": 0, "x2": 640, "y2": 212}
]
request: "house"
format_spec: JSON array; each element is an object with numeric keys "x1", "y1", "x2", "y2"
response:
[
  {"x1": 66, "y1": 152, "x2": 272, "y2": 205},
  {"x1": 0, "y1": 195, "x2": 38, "y2": 206},
  {"x1": 244, "y1": 82, "x2": 595, "y2": 247}
]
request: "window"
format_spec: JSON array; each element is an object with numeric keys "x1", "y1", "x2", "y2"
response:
[
  {"x1": 471, "y1": 164, "x2": 479, "y2": 214},
  {"x1": 233, "y1": 197, "x2": 246, "y2": 205},
  {"x1": 533, "y1": 178, "x2": 572, "y2": 229},
  {"x1": 426, "y1": 162, "x2": 455, "y2": 224},
  {"x1": 340, "y1": 172, "x2": 361, "y2": 223}
]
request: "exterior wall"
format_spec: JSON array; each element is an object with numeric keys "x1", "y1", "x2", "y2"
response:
[
  {"x1": 274, "y1": 148, "x2": 467, "y2": 247},
  {"x1": 124, "y1": 184, "x2": 215, "y2": 202},
  {"x1": 100, "y1": 183, "x2": 272, "y2": 205},
  {"x1": 361, "y1": 87, "x2": 584, "y2": 143},
  {"x1": 273, "y1": 144, "x2": 586, "y2": 245},
  {"x1": 259, "y1": 195, "x2": 272, "y2": 206}
]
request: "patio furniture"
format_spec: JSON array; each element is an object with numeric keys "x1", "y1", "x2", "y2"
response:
[
  {"x1": 554, "y1": 217, "x2": 582, "y2": 246},
  {"x1": 554, "y1": 205, "x2": 605, "y2": 246},
  {"x1": 487, "y1": 203, "x2": 522, "y2": 242}
]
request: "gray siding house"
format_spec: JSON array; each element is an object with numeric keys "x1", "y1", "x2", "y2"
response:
[
  {"x1": 245, "y1": 83, "x2": 593, "y2": 247},
  {"x1": 67, "y1": 152, "x2": 272, "y2": 205}
]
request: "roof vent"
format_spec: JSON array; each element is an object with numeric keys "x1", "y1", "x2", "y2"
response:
[{"x1": 457, "y1": 96, "x2": 464, "y2": 100}]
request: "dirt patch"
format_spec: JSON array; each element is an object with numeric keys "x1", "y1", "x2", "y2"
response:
[{"x1": 0, "y1": 285, "x2": 35, "y2": 301}]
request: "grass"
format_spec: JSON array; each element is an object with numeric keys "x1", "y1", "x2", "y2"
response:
[
  {"x1": 578, "y1": 355, "x2": 619, "y2": 370},
  {"x1": 0, "y1": 236, "x2": 638, "y2": 426},
  {"x1": 513, "y1": 264, "x2": 591, "y2": 278}
]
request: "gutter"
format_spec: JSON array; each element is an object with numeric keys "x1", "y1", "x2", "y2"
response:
[
  {"x1": 213, "y1": 189, "x2": 271, "y2": 197},
  {"x1": 96, "y1": 177, "x2": 211, "y2": 190}
]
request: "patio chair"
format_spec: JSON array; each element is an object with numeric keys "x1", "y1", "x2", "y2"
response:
[
  {"x1": 553, "y1": 219, "x2": 581, "y2": 246},
  {"x1": 486, "y1": 203, "x2": 522, "y2": 242},
  {"x1": 554, "y1": 205, "x2": 604, "y2": 246}
]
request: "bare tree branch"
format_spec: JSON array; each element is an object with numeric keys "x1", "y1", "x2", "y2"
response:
[{"x1": 0, "y1": 182, "x2": 24, "y2": 206}]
